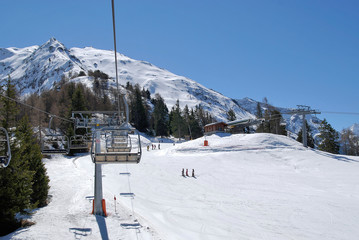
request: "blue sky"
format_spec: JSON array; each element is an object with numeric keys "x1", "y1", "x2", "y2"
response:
[{"x1": 1, "y1": 0, "x2": 358, "y2": 131}]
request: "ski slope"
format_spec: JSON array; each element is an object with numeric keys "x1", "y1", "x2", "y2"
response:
[{"x1": 3, "y1": 133, "x2": 359, "y2": 240}]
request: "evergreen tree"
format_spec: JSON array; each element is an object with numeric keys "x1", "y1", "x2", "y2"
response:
[
  {"x1": 0, "y1": 76, "x2": 19, "y2": 130},
  {"x1": 71, "y1": 85, "x2": 87, "y2": 111},
  {"x1": 151, "y1": 93, "x2": 169, "y2": 136},
  {"x1": 0, "y1": 143, "x2": 33, "y2": 235},
  {"x1": 296, "y1": 121, "x2": 315, "y2": 148},
  {"x1": 258, "y1": 105, "x2": 286, "y2": 136},
  {"x1": 64, "y1": 85, "x2": 88, "y2": 137},
  {"x1": 169, "y1": 100, "x2": 186, "y2": 138},
  {"x1": 226, "y1": 109, "x2": 236, "y2": 121},
  {"x1": 317, "y1": 119, "x2": 340, "y2": 154},
  {"x1": 130, "y1": 84, "x2": 148, "y2": 132},
  {"x1": 16, "y1": 115, "x2": 49, "y2": 207},
  {"x1": 182, "y1": 105, "x2": 191, "y2": 137},
  {"x1": 188, "y1": 108, "x2": 203, "y2": 139},
  {"x1": 194, "y1": 104, "x2": 214, "y2": 128},
  {"x1": 0, "y1": 81, "x2": 34, "y2": 235},
  {"x1": 256, "y1": 102, "x2": 263, "y2": 118}
]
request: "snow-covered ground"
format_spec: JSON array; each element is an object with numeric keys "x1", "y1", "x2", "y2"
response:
[{"x1": 3, "y1": 133, "x2": 359, "y2": 240}]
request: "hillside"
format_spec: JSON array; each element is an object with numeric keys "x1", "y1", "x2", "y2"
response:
[
  {"x1": 3, "y1": 133, "x2": 359, "y2": 240},
  {"x1": 0, "y1": 38, "x2": 253, "y2": 122}
]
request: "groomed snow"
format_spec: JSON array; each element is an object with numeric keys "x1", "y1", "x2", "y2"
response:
[{"x1": 3, "y1": 133, "x2": 359, "y2": 240}]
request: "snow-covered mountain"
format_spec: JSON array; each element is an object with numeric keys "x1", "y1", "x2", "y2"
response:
[
  {"x1": 2, "y1": 38, "x2": 342, "y2": 136},
  {"x1": 0, "y1": 38, "x2": 253, "y2": 122}
]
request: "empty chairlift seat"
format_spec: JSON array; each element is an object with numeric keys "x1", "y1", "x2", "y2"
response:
[
  {"x1": 41, "y1": 116, "x2": 70, "y2": 155},
  {"x1": 41, "y1": 134, "x2": 70, "y2": 155},
  {"x1": 69, "y1": 135, "x2": 89, "y2": 153},
  {"x1": 91, "y1": 128, "x2": 141, "y2": 164}
]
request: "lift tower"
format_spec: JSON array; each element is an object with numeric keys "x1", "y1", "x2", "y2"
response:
[{"x1": 287, "y1": 105, "x2": 321, "y2": 147}]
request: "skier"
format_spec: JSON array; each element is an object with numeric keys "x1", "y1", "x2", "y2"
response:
[
  {"x1": 147, "y1": 145, "x2": 150, "y2": 151},
  {"x1": 186, "y1": 169, "x2": 189, "y2": 177},
  {"x1": 192, "y1": 169, "x2": 195, "y2": 177},
  {"x1": 182, "y1": 168, "x2": 185, "y2": 177},
  {"x1": 158, "y1": 143, "x2": 160, "y2": 149}
]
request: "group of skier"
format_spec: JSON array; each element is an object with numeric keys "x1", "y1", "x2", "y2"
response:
[
  {"x1": 182, "y1": 168, "x2": 195, "y2": 178},
  {"x1": 147, "y1": 143, "x2": 160, "y2": 151}
]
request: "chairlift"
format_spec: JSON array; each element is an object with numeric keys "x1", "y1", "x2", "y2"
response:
[
  {"x1": 90, "y1": 125, "x2": 141, "y2": 164},
  {"x1": 41, "y1": 116, "x2": 69, "y2": 155},
  {"x1": 69, "y1": 135, "x2": 89, "y2": 154},
  {"x1": 106, "y1": 130, "x2": 131, "y2": 152},
  {"x1": 0, "y1": 127, "x2": 11, "y2": 168},
  {"x1": 72, "y1": 112, "x2": 90, "y2": 129}
]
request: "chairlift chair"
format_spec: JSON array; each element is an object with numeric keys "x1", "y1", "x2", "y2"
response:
[
  {"x1": 41, "y1": 116, "x2": 70, "y2": 155},
  {"x1": 69, "y1": 135, "x2": 89, "y2": 153},
  {"x1": 91, "y1": 126, "x2": 141, "y2": 164},
  {"x1": 0, "y1": 127, "x2": 11, "y2": 168},
  {"x1": 41, "y1": 134, "x2": 70, "y2": 155},
  {"x1": 106, "y1": 130, "x2": 131, "y2": 152}
]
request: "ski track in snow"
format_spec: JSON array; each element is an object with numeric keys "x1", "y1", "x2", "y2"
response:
[{"x1": 2, "y1": 133, "x2": 359, "y2": 240}]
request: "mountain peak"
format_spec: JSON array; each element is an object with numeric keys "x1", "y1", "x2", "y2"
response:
[{"x1": 40, "y1": 38, "x2": 66, "y2": 52}]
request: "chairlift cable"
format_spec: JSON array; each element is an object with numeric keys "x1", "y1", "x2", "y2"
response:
[
  {"x1": 321, "y1": 111, "x2": 359, "y2": 115},
  {"x1": 112, "y1": 0, "x2": 121, "y2": 117},
  {"x1": 0, "y1": 93, "x2": 74, "y2": 124}
]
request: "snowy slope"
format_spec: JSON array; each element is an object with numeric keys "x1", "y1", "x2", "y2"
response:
[
  {"x1": 70, "y1": 46, "x2": 253, "y2": 121},
  {"x1": 3, "y1": 133, "x2": 359, "y2": 240},
  {"x1": 0, "y1": 38, "x2": 253, "y2": 121}
]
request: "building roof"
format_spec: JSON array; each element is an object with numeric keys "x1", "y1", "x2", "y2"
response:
[{"x1": 204, "y1": 122, "x2": 227, "y2": 128}]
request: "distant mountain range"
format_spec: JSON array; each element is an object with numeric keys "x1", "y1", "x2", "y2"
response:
[{"x1": 0, "y1": 38, "x2": 355, "y2": 135}]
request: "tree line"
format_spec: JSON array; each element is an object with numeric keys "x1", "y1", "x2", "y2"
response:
[{"x1": 21, "y1": 70, "x2": 215, "y2": 140}]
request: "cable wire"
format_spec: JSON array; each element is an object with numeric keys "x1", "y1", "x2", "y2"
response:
[{"x1": 0, "y1": 93, "x2": 74, "y2": 123}]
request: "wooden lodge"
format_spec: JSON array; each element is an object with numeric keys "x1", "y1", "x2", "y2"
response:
[
  {"x1": 204, "y1": 122, "x2": 227, "y2": 135},
  {"x1": 204, "y1": 118, "x2": 264, "y2": 135}
]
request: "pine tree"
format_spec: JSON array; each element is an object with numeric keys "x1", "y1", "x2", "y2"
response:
[
  {"x1": 194, "y1": 104, "x2": 214, "y2": 128},
  {"x1": 0, "y1": 80, "x2": 34, "y2": 235},
  {"x1": 151, "y1": 93, "x2": 169, "y2": 136},
  {"x1": 257, "y1": 103, "x2": 286, "y2": 136},
  {"x1": 130, "y1": 84, "x2": 148, "y2": 132},
  {"x1": 188, "y1": 108, "x2": 203, "y2": 139},
  {"x1": 256, "y1": 102, "x2": 263, "y2": 118},
  {"x1": 0, "y1": 144, "x2": 33, "y2": 235},
  {"x1": 169, "y1": 100, "x2": 186, "y2": 138},
  {"x1": 317, "y1": 119, "x2": 340, "y2": 154},
  {"x1": 16, "y1": 115, "x2": 49, "y2": 208},
  {"x1": 0, "y1": 76, "x2": 19, "y2": 130},
  {"x1": 71, "y1": 85, "x2": 87, "y2": 111},
  {"x1": 226, "y1": 109, "x2": 236, "y2": 121}
]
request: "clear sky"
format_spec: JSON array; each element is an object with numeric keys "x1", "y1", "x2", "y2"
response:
[{"x1": 1, "y1": 0, "x2": 358, "y2": 131}]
